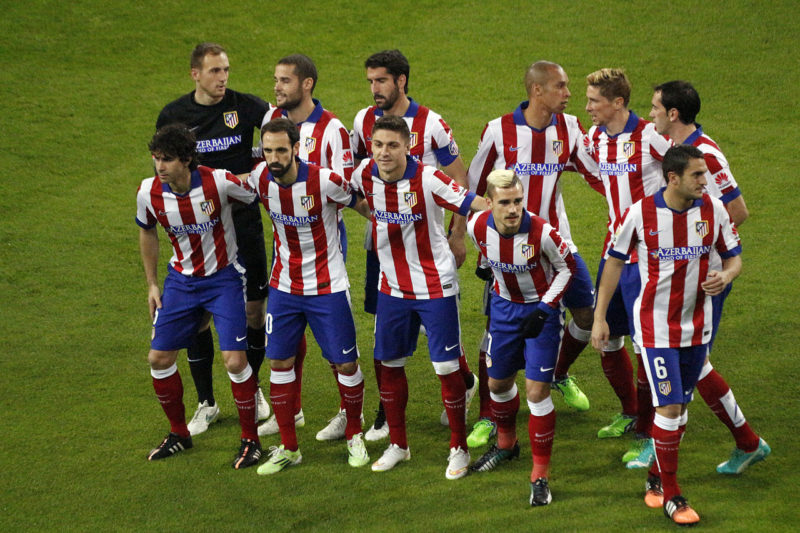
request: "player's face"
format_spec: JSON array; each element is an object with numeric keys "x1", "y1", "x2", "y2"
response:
[
  {"x1": 261, "y1": 131, "x2": 298, "y2": 179},
  {"x1": 673, "y1": 157, "x2": 708, "y2": 201},
  {"x1": 367, "y1": 67, "x2": 402, "y2": 111},
  {"x1": 487, "y1": 184, "x2": 525, "y2": 235},
  {"x1": 371, "y1": 128, "x2": 409, "y2": 180},
  {"x1": 649, "y1": 91, "x2": 670, "y2": 135},
  {"x1": 274, "y1": 64, "x2": 304, "y2": 111},
  {"x1": 192, "y1": 53, "x2": 229, "y2": 104},
  {"x1": 153, "y1": 153, "x2": 191, "y2": 187},
  {"x1": 585, "y1": 85, "x2": 616, "y2": 126},
  {"x1": 540, "y1": 67, "x2": 571, "y2": 114}
]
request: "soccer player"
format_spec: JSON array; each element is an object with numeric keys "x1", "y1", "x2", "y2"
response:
[
  {"x1": 583, "y1": 68, "x2": 671, "y2": 454},
  {"x1": 467, "y1": 60, "x2": 602, "y2": 447},
  {"x1": 156, "y1": 43, "x2": 272, "y2": 435},
  {"x1": 628, "y1": 80, "x2": 769, "y2": 473},
  {"x1": 350, "y1": 116, "x2": 488, "y2": 479},
  {"x1": 352, "y1": 49, "x2": 477, "y2": 441},
  {"x1": 138, "y1": 124, "x2": 262, "y2": 469},
  {"x1": 248, "y1": 119, "x2": 371, "y2": 474},
  {"x1": 255, "y1": 54, "x2": 358, "y2": 442},
  {"x1": 592, "y1": 144, "x2": 742, "y2": 526},
  {"x1": 467, "y1": 170, "x2": 576, "y2": 507}
]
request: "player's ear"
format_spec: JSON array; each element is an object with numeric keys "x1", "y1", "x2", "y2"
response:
[
  {"x1": 191, "y1": 67, "x2": 200, "y2": 82},
  {"x1": 292, "y1": 141, "x2": 300, "y2": 157}
]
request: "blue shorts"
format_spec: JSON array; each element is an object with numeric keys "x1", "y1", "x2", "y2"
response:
[
  {"x1": 709, "y1": 282, "x2": 732, "y2": 352},
  {"x1": 562, "y1": 252, "x2": 595, "y2": 309},
  {"x1": 265, "y1": 287, "x2": 358, "y2": 364},
  {"x1": 641, "y1": 345, "x2": 708, "y2": 407},
  {"x1": 374, "y1": 293, "x2": 461, "y2": 362},
  {"x1": 485, "y1": 294, "x2": 564, "y2": 383},
  {"x1": 151, "y1": 264, "x2": 247, "y2": 352},
  {"x1": 364, "y1": 249, "x2": 380, "y2": 314},
  {"x1": 597, "y1": 258, "x2": 640, "y2": 337}
]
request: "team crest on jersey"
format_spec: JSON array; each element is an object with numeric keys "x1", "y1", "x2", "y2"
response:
[
  {"x1": 300, "y1": 195, "x2": 314, "y2": 210},
  {"x1": 521, "y1": 244, "x2": 535, "y2": 259},
  {"x1": 223, "y1": 111, "x2": 239, "y2": 129},
  {"x1": 409, "y1": 132, "x2": 418, "y2": 148},
  {"x1": 304, "y1": 136, "x2": 316, "y2": 154},
  {"x1": 200, "y1": 200, "x2": 215, "y2": 216},
  {"x1": 658, "y1": 381, "x2": 672, "y2": 396},
  {"x1": 448, "y1": 140, "x2": 459, "y2": 156},
  {"x1": 695, "y1": 220, "x2": 709, "y2": 238},
  {"x1": 404, "y1": 191, "x2": 418, "y2": 207},
  {"x1": 485, "y1": 354, "x2": 492, "y2": 368},
  {"x1": 551, "y1": 139, "x2": 564, "y2": 157},
  {"x1": 623, "y1": 141, "x2": 635, "y2": 159}
]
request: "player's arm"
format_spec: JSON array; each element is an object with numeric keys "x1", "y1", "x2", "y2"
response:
[
  {"x1": 442, "y1": 156, "x2": 469, "y2": 267},
  {"x1": 351, "y1": 195, "x2": 371, "y2": 219},
  {"x1": 702, "y1": 254, "x2": 742, "y2": 296},
  {"x1": 725, "y1": 196, "x2": 749, "y2": 226},
  {"x1": 591, "y1": 255, "x2": 624, "y2": 350},
  {"x1": 139, "y1": 226, "x2": 162, "y2": 320}
]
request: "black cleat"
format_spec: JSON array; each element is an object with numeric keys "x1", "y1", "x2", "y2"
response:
[
  {"x1": 232, "y1": 438, "x2": 262, "y2": 469},
  {"x1": 147, "y1": 432, "x2": 192, "y2": 461},
  {"x1": 529, "y1": 477, "x2": 552, "y2": 507},
  {"x1": 470, "y1": 442, "x2": 520, "y2": 472}
]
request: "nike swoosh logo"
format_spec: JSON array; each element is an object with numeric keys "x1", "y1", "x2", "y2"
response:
[
  {"x1": 236, "y1": 335, "x2": 247, "y2": 342},
  {"x1": 649, "y1": 230, "x2": 662, "y2": 236},
  {"x1": 445, "y1": 344, "x2": 459, "y2": 351},
  {"x1": 342, "y1": 346, "x2": 356, "y2": 354},
  {"x1": 258, "y1": 282, "x2": 269, "y2": 290},
  {"x1": 540, "y1": 367, "x2": 554, "y2": 372},
  {"x1": 189, "y1": 126, "x2": 200, "y2": 132},
  {"x1": 534, "y1": 432, "x2": 553, "y2": 438},
  {"x1": 509, "y1": 146, "x2": 521, "y2": 152},
  {"x1": 366, "y1": 192, "x2": 377, "y2": 197}
]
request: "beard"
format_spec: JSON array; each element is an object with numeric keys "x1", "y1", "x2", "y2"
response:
[{"x1": 269, "y1": 161, "x2": 292, "y2": 178}]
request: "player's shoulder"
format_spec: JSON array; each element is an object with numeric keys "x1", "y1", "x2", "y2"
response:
[
  {"x1": 353, "y1": 106, "x2": 376, "y2": 125},
  {"x1": 138, "y1": 176, "x2": 158, "y2": 195},
  {"x1": 157, "y1": 92, "x2": 195, "y2": 124}
]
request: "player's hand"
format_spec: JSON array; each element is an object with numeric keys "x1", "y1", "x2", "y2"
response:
[
  {"x1": 521, "y1": 309, "x2": 548, "y2": 338},
  {"x1": 448, "y1": 233, "x2": 467, "y2": 268},
  {"x1": 475, "y1": 264, "x2": 493, "y2": 282},
  {"x1": 147, "y1": 285, "x2": 162, "y2": 321},
  {"x1": 701, "y1": 270, "x2": 729, "y2": 296},
  {"x1": 591, "y1": 321, "x2": 610, "y2": 351}
]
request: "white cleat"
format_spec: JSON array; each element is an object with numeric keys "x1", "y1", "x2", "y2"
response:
[
  {"x1": 316, "y1": 409, "x2": 364, "y2": 441},
  {"x1": 256, "y1": 387, "x2": 271, "y2": 421},
  {"x1": 446, "y1": 446, "x2": 470, "y2": 480},
  {"x1": 257, "y1": 409, "x2": 305, "y2": 437},
  {"x1": 187, "y1": 401, "x2": 220, "y2": 436},
  {"x1": 371, "y1": 444, "x2": 411, "y2": 472}
]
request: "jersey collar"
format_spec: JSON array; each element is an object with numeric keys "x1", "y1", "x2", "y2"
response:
[
  {"x1": 682, "y1": 123, "x2": 705, "y2": 145},
  {"x1": 370, "y1": 156, "x2": 418, "y2": 182},
  {"x1": 487, "y1": 209, "x2": 531, "y2": 237},
  {"x1": 513, "y1": 101, "x2": 558, "y2": 131},
  {"x1": 269, "y1": 158, "x2": 308, "y2": 186},
  {"x1": 654, "y1": 186, "x2": 705, "y2": 212},
  {"x1": 373, "y1": 97, "x2": 419, "y2": 118},
  {"x1": 600, "y1": 111, "x2": 640, "y2": 137}
]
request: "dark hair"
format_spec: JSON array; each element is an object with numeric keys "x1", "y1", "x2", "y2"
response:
[
  {"x1": 365, "y1": 49, "x2": 409, "y2": 94},
  {"x1": 190, "y1": 42, "x2": 226, "y2": 70},
  {"x1": 149, "y1": 124, "x2": 199, "y2": 170},
  {"x1": 372, "y1": 115, "x2": 410, "y2": 141},
  {"x1": 654, "y1": 80, "x2": 701, "y2": 125},
  {"x1": 261, "y1": 117, "x2": 300, "y2": 146},
  {"x1": 277, "y1": 53, "x2": 318, "y2": 93},
  {"x1": 662, "y1": 144, "x2": 704, "y2": 179}
]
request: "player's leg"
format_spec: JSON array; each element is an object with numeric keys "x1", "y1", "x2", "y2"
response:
[
  {"x1": 439, "y1": 293, "x2": 477, "y2": 427},
  {"x1": 362, "y1": 248, "x2": 389, "y2": 440},
  {"x1": 467, "y1": 285, "x2": 496, "y2": 448},
  {"x1": 185, "y1": 318, "x2": 217, "y2": 432}
]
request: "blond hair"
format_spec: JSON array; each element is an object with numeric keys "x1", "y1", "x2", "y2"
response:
[
  {"x1": 586, "y1": 68, "x2": 631, "y2": 107},
  {"x1": 486, "y1": 169, "x2": 522, "y2": 198}
]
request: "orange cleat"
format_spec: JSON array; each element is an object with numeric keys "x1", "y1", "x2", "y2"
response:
[
  {"x1": 664, "y1": 495, "x2": 700, "y2": 527},
  {"x1": 644, "y1": 474, "x2": 664, "y2": 508}
]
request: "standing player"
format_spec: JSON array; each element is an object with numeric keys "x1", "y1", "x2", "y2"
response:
[
  {"x1": 583, "y1": 68, "x2": 672, "y2": 457},
  {"x1": 467, "y1": 170, "x2": 576, "y2": 507},
  {"x1": 255, "y1": 54, "x2": 358, "y2": 442},
  {"x1": 156, "y1": 43, "x2": 271, "y2": 435},
  {"x1": 626, "y1": 81, "x2": 769, "y2": 472},
  {"x1": 249, "y1": 119, "x2": 371, "y2": 474},
  {"x1": 351, "y1": 116, "x2": 488, "y2": 479},
  {"x1": 138, "y1": 124, "x2": 262, "y2": 469},
  {"x1": 352, "y1": 49, "x2": 477, "y2": 441},
  {"x1": 467, "y1": 60, "x2": 602, "y2": 447},
  {"x1": 592, "y1": 144, "x2": 742, "y2": 526}
]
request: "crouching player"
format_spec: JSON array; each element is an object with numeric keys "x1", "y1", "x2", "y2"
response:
[
  {"x1": 592, "y1": 145, "x2": 742, "y2": 526},
  {"x1": 248, "y1": 118, "x2": 372, "y2": 474},
  {"x1": 138, "y1": 124, "x2": 262, "y2": 468},
  {"x1": 467, "y1": 169, "x2": 575, "y2": 506}
]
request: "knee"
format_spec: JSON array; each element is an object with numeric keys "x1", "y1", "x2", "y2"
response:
[
  {"x1": 245, "y1": 301, "x2": 265, "y2": 328},
  {"x1": 336, "y1": 361, "x2": 358, "y2": 375},
  {"x1": 525, "y1": 380, "x2": 550, "y2": 403},
  {"x1": 270, "y1": 356, "x2": 296, "y2": 371},
  {"x1": 570, "y1": 306, "x2": 594, "y2": 330},
  {"x1": 148, "y1": 350, "x2": 177, "y2": 370},
  {"x1": 221, "y1": 350, "x2": 248, "y2": 373}
]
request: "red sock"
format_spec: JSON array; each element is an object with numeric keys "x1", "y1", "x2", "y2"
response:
[
  {"x1": 554, "y1": 325, "x2": 587, "y2": 379},
  {"x1": 458, "y1": 349, "x2": 472, "y2": 382},
  {"x1": 270, "y1": 367, "x2": 298, "y2": 451},
  {"x1": 635, "y1": 352, "x2": 654, "y2": 436},
  {"x1": 292, "y1": 335, "x2": 306, "y2": 414},
  {"x1": 438, "y1": 371, "x2": 467, "y2": 449},
  {"x1": 230, "y1": 373, "x2": 259, "y2": 442},
  {"x1": 337, "y1": 367, "x2": 365, "y2": 440},
  {"x1": 652, "y1": 422, "x2": 681, "y2": 502},
  {"x1": 478, "y1": 348, "x2": 491, "y2": 419},
  {"x1": 490, "y1": 391, "x2": 519, "y2": 449},
  {"x1": 152, "y1": 370, "x2": 189, "y2": 437},
  {"x1": 380, "y1": 364, "x2": 408, "y2": 449},
  {"x1": 697, "y1": 368, "x2": 760, "y2": 452},
  {"x1": 330, "y1": 362, "x2": 344, "y2": 410},
  {"x1": 601, "y1": 347, "x2": 637, "y2": 416},
  {"x1": 529, "y1": 410, "x2": 556, "y2": 481}
]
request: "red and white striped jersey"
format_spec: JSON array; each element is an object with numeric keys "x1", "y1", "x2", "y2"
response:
[
  {"x1": 683, "y1": 125, "x2": 741, "y2": 205},
  {"x1": 136, "y1": 166, "x2": 255, "y2": 277},
  {"x1": 467, "y1": 104, "x2": 601, "y2": 252},
  {"x1": 351, "y1": 157, "x2": 476, "y2": 299},
  {"x1": 584, "y1": 112, "x2": 672, "y2": 259},
  {"x1": 261, "y1": 99, "x2": 354, "y2": 179},
  {"x1": 248, "y1": 160, "x2": 356, "y2": 296},
  {"x1": 467, "y1": 209, "x2": 576, "y2": 305},
  {"x1": 609, "y1": 190, "x2": 741, "y2": 348},
  {"x1": 351, "y1": 98, "x2": 460, "y2": 168}
]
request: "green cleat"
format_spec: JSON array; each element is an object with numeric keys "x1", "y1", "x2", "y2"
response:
[
  {"x1": 597, "y1": 413, "x2": 636, "y2": 438},
  {"x1": 256, "y1": 445, "x2": 302, "y2": 475},
  {"x1": 347, "y1": 433, "x2": 370, "y2": 468},
  {"x1": 466, "y1": 418, "x2": 497, "y2": 448},
  {"x1": 626, "y1": 437, "x2": 655, "y2": 469},
  {"x1": 552, "y1": 376, "x2": 590, "y2": 411},
  {"x1": 717, "y1": 438, "x2": 771, "y2": 474}
]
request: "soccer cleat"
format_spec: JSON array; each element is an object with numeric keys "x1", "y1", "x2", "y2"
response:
[
  {"x1": 256, "y1": 445, "x2": 302, "y2": 475},
  {"x1": 232, "y1": 438, "x2": 262, "y2": 469},
  {"x1": 316, "y1": 409, "x2": 364, "y2": 441},
  {"x1": 187, "y1": 401, "x2": 220, "y2": 436},
  {"x1": 466, "y1": 418, "x2": 497, "y2": 448},
  {"x1": 147, "y1": 432, "x2": 192, "y2": 461},
  {"x1": 256, "y1": 387, "x2": 271, "y2": 421},
  {"x1": 644, "y1": 474, "x2": 664, "y2": 508},
  {"x1": 529, "y1": 478, "x2": 552, "y2": 506},
  {"x1": 365, "y1": 410, "x2": 390, "y2": 442},
  {"x1": 552, "y1": 376, "x2": 590, "y2": 411},
  {"x1": 257, "y1": 409, "x2": 305, "y2": 437},
  {"x1": 371, "y1": 444, "x2": 411, "y2": 472},
  {"x1": 470, "y1": 442, "x2": 520, "y2": 472},
  {"x1": 347, "y1": 433, "x2": 370, "y2": 467},
  {"x1": 664, "y1": 495, "x2": 700, "y2": 526},
  {"x1": 716, "y1": 438, "x2": 771, "y2": 474},
  {"x1": 597, "y1": 413, "x2": 636, "y2": 438},
  {"x1": 626, "y1": 438, "x2": 655, "y2": 469},
  {"x1": 440, "y1": 372, "x2": 479, "y2": 426},
  {"x1": 446, "y1": 447, "x2": 470, "y2": 480}
]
